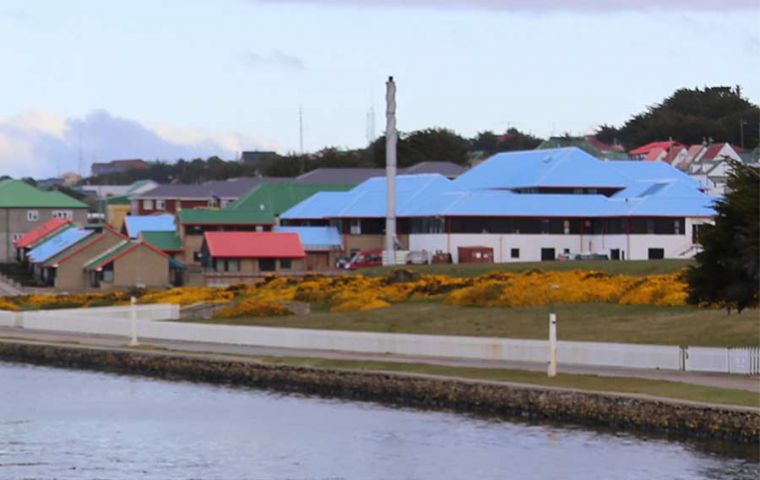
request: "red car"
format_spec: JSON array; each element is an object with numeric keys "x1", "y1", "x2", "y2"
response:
[{"x1": 346, "y1": 249, "x2": 383, "y2": 269}]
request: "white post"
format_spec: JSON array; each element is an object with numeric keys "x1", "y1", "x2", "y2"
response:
[
  {"x1": 384, "y1": 75, "x2": 397, "y2": 266},
  {"x1": 12, "y1": 312, "x2": 23, "y2": 328},
  {"x1": 548, "y1": 312, "x2": 557, "y2": 377},
  {"x1": 128, "y1": 296, "x2": 139, "y2": 346}
]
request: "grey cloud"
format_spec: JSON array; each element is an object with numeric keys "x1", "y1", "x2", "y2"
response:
[
  {"x1": 0, "y1": 110, "x2": 245, "y2": 178},
  {"x1": 254, "y1": 0, "x2": 758, "y2": 11},
  {"x1": 241, "y1": 50, "x2": 306, "y2": 70}
]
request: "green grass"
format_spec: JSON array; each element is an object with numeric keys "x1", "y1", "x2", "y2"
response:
[
  {"x1": 181, "y1": 302, "x2": 760, "y2": 347},
  {"x1": 358, "y1": 259, "x2": 691, "y2": 277},
  {"x1": 255, "y1": 356, "x2": 760, "y2": 408}
]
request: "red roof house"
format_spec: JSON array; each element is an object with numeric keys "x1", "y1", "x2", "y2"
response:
[
  {"x1": 13, "y1": 217, "x2": 71, "y2": 250},
  {"x1": 201, "y1": 231, "x2": 305, "y2": 277},
  {"x1": 629, "y1": 141, "x2": 684, "y2": 160}
]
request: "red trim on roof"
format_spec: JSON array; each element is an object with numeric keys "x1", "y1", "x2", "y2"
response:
[
  {"x1": 13, "y1": 218, "x2": 71, "y2": 249},
  {"x1": 204, "y1": 231, "x2": 305, "y2": 259},
  {"x1": 91, "y1": 241, "x2": 169, "y2": 271}
]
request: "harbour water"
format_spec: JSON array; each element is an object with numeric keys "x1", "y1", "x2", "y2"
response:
[{"x1": 0, "y1": 361, "x2": 756, "y2": 479}]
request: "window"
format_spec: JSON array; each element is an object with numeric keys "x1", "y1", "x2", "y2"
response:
[
  {"x1": 510, "y1": 248, "x2": 520, "y2": 259},
  {"x1": 156, "y1": 200, "x2": 166, "y2": 210},
  {"x1": 646, "y1": 219, "x2": 655, "y2": 234},
  {"x1": 255, "y1": 225, "x2": 264, "y2": 232},
  {"x1": 143, "y1": 199, "x2": 153, "y2": 210},
  {"x1": 11, "y1": 233, "x2": 22, "y2": 242},
  {"x1": 563, "y1": 248, "x2": 570, "y2": 254},
  {"x1": 563, "y1": 220, "x2": 570, "y2": 234},
  {"x1": 52, "y1": 210, "x2": 73, "y2": 220},
  {"x1": 350, "y1": 219, "x2": 361, "y2": 235},
  {"x1": 610, "y1": 249, "x2": 620, "y2": 260},
  {"x1": 280, "y1": 258, "x2": 292, "y2": 270},
  {"x1": 26, "y1": 210, "x2": 39, "y2": 222},
  {"x1": 648, "y1": 248, "x2": 665, "y2": 260},
  {"x1": 674, "y1": 220, "x2": 681, "y2": 235},
  {"x1": 226, "y1": 259, "x2": 240, "y2": 272},
  {"x1": 259, "y1": 258, "x2": 276, "y2": 272}
]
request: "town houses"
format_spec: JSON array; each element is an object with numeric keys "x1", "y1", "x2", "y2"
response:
[{"x1": 4, "y1": 144, "x2": 755, "y2": 291}]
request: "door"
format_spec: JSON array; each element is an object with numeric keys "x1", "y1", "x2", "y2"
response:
[
  {"x1": 610, "y1": 249, "x2": 620, "y2": 260},
  {"x1": 541, "y1": 248, "x2": 556, "y2": 261},
  {"x1": 305, "y1": 252, "x2": 329, "y2": 272}
]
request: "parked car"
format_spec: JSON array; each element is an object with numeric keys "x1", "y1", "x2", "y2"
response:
[
  {"x1": 335, "y1": 256, "x2": 352, "y2": 270},
  {"x1": 346, "y1": 249, "x2": 383, "y2": 270},
  {"x1": 405, "y1": 250, "x2": 431, "y2": 265}
]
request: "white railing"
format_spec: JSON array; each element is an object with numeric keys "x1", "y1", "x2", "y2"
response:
[{"x1": 0, "y1": 306, "x2": 757, "y2": 375}]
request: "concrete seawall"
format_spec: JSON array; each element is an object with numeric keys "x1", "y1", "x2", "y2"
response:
[{"x1": 0, "y1": 341, "x2": 757, "y2": 444}]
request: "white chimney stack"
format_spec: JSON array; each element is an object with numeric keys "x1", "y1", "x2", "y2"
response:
[{"x1": 384, "y1": 76, "x2": 397, "y2": 265}]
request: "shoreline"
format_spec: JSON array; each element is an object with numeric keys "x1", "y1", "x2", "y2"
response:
[{"x1": 0, "y1": 339, "x2": 757, "y2": 444}]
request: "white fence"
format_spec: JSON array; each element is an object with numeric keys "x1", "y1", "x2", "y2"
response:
[{"x1": 0, "y1": 305, "x2": 757, "y2": 375}]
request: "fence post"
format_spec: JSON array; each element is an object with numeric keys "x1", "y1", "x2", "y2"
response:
[
  {"x1": 128, "y1": 297, "x2": 139, "y2": 346},
  {"x1": 12, "y1": 312, "x2": 23, "y2": 328},
  {"x1": 548, "y1": 313, "x2": 557, "y2": 377}
]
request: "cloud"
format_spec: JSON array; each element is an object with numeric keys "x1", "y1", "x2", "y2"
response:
[
  {"x1": 0, "y1": 110, "x2": 266, "y2": 178},
  {"x1": 254, "y1": 0, "x2": 757, "y2": 11},
  {"x1": 240, "y1": 50, "x2": 306, "y2": 70}
]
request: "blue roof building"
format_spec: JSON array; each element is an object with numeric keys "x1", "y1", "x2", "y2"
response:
[
  {"x1": 123, "y1": 214, "x2": 176, "y2": 238},
  {"x1": 279, "y1": 147, "x2": 716, "y2": 262},
  {"x1": 28, "y1": 227, "x2": 96, "y2": 264},
  {"x1": 273, "y1": 226, "x2": 342, "y2": 251}
]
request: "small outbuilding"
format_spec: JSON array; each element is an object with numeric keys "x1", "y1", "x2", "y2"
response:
[{"x1": 273, "y1": 226, "x2": 342, "y2": 271}]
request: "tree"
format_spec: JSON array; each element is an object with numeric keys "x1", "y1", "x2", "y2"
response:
[
  {"x1": 686, "y1": 161, "x2": 759, "y2": 312},
  {"x1": 370, "y1": 128, "x2": 470, "y2": 167},
  {"x1": 617, "y1": 86, "x2": 760, "y2": 149}
]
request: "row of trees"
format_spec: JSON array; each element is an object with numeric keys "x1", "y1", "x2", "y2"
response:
[
  {"x1": 86, "y1": 127, "x2": 543, "y2": 184},
  {"x1": 85, "y1": 85, "x2": 758, "y2": 185},
  {"x1": 596, "y1": 86, "x2": 760, "y2": 149}
]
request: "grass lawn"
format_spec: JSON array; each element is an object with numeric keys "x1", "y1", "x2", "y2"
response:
[
  {"x1": 357, "y1": 259, "x2": 691, "y2": 277},
  {"x1": 256, "y1": 356, "x2": 760, "y2": 408},
  {"x1": 181, "y1": 302, "x2": 760, "y2": 347}
]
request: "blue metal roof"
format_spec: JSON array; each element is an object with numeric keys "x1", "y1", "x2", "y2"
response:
[
  {"x1": 124, "y1": 214, "x2": 176, "y2": 238},
  {"x1": 274, "y1": 226, "x2": 342, "y2": 250},
  {"x1": 28, "y1": 227, "x2": 96, "y2": 263},
  {"x1": 279, "y1": 148, "x2": 715, "y2": 220},
  {"x1": 454, "y1": 147, "x2": 630, "y2": 190}
]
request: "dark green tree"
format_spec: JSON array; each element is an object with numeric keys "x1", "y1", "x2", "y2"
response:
[
  {"x1": 618, "y1": 86, "x2": 759, "y2": 148},
  {"x1": 370, "y1": 128, "x2": 470, "y2": 167},
  {"x1": 686, "y1": 161, "x2": 759, "y2": 312}
]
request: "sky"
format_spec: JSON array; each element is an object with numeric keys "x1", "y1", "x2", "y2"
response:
[{"x1": 0, "y1": 0, "x2": 758, "y2": 178}]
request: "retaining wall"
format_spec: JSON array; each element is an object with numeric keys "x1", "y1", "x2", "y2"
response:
[{"x1": 0, "y1": 341, "x2": 756, "y2": 443}]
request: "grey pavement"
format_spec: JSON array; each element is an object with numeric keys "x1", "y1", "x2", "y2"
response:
[{"x1": 0, "y1": 326, "x2": 758, "y2": 393}]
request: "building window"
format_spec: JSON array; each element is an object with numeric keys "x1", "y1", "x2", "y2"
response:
[
  {"x1": 12, "y1": 233, "x2": 22, "y2": 242},
  {"x1": 350, "y1": 219, "x2": 361, "y2": 235},
  {"x1": 255, "y1": 225, "x2": 264, "y2": 232},
  {"x1": 674, "y1": 220, "x2": 681, "y2": 235},
  {"x1": 280, "y1": 258, "x2": 292, "y2": 270},
  {"x1": 563, "y1": 220, "x2": 570, "y2": 234},
  {"x1": 646, "y1": 219, "x2": 655, "y2": 234},
  {"x1": 156, "y1": 200, "x2": 166, "y2": 210},
  {"x1": 648, "y1": 248, "x2": 665, "y2": 260},
  {"x1": 26, "y1": 210, "x2": 39, "y2": 222},
  {"x1": 52, "y1": 210, "x2": 73, "y2": 220},
  {"x1": 541, "y1": 248, "x2": 556, "y2": 261},
  {"x1": 226, "y1": 259, "x2": 240, "y2": 272},
  {"x1": 259, "y1": 258, "x2": 276, "y2": 272},
  {"x1": 510, "y1": 248, "x2": 520, "y2": 259},
  {"x1": 143, "y1": 199, "x2": 153, "y2": 210}
]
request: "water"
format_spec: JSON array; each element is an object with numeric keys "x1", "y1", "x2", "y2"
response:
[{"x1": 0, "y1": 362, "x2": 756, "y2": 480}]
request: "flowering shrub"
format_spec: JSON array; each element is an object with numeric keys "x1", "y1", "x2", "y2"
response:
[
  {"x1": 0, "y1": 298, "x2": 19, "y2": 311},
  {"x1": 213, "y1": 299, "x2": 293, "y2": 318},
  {"x1": 0, "y1": 268, "x2": 692, "y2": 313}
]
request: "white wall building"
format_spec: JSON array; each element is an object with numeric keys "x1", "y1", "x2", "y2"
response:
[{"x1": 281, "y1": 148, "x2": 715, "y2": 262}]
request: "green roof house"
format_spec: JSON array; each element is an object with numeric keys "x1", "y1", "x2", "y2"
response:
[
  {"x1": 177, "y1": 183, "x2": 352, "y2": 265},
  {"x1": 0, "y1": 179, "x2": 89, "y2": 262}
]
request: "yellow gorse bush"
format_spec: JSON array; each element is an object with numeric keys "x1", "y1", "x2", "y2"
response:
[
  {"x1": 0, "y1": 269, "x2": 690, "y2": 314},
  {"x1": 213, "y1": 299, "x2": 293, "y2": 318}
]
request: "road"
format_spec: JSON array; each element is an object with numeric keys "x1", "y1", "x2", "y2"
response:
[{"x1": 0, "y1": 326, "x2": 757, "y2": 393}]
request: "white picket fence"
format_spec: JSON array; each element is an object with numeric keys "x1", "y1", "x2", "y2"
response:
[{"x1": 0, "y1": 305, "x2": 757, "y2": 375}]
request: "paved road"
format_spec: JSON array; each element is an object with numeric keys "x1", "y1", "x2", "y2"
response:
[{"x1": 1, "y1": 326, "x2": 758, "y2": 393}]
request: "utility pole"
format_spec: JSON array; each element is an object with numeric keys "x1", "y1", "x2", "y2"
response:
[{"x1": 739, "y1": 119, "x2": 747, "y2": 149}]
